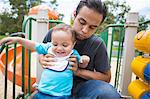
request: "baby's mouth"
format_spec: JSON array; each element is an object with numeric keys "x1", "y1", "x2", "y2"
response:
[{"x1": 55, "y1": 52, "x2": 65, "y2": 56}]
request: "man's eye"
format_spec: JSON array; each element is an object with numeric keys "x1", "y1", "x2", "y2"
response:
[
  {"x1": 79, "y1": 20, "x2": 85, "y2": 25},
  {"x1": 90, "y1": 26, "x2": 96, "y2": 30}
]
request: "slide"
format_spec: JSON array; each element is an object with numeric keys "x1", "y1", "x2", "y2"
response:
[{"x1": 0, "y1": 45, "x2": 36, "y2": 92}]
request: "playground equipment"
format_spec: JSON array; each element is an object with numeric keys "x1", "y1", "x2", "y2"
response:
[
  {"x1": 134, "y1": 30, "x2": 150, "y2": 53},
  {"x1": 28, "y1": 5, "x2": 58, "y2": 20},
  {"x1": 0, "y1": 6, "x2": 149, "y2": 98},
  {"x1": 128, "y1": 30, "x2": 150, "y2": 99},
  {"x1": 0, "y1": 45, "x2": 36, "y2": 92},
  {"x1": 0, "y1": 5, "x2": 58, "y2": 94}
]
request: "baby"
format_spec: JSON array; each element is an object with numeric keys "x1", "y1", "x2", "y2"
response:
[{"x1": 0, "y1": 24, "x2": 90, "y2": 98}]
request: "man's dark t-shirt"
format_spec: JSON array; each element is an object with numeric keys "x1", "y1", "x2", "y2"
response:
[{"x1": 43, "y1": 29, "x2": 110, "y2": 92}]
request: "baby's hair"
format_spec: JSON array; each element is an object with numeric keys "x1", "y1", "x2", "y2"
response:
[{"x1": 52, "y1": 24, "x2": 77, "y2": 43}]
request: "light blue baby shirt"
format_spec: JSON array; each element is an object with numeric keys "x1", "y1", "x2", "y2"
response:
[{"x1": 35, "y1": 43, "x2": 80, "y2": 96}]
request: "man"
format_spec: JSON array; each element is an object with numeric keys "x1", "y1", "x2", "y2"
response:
[{"x1": 40, "y1": 0, "x2": 120, "y2": 98}]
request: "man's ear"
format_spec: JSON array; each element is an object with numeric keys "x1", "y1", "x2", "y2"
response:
[{"x1": 73, "y1": 10, "x2": 77, "y2": 17}]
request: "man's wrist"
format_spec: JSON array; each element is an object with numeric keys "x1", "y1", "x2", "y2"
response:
[{"x1": 74, "y1": 68, "x2": 81, "y2": 76}]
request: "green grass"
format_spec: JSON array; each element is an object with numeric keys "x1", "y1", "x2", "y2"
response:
[
  {"x1": 112, "y1": 47, "x2": 118, "y2": 50},
  {"x1": 0, "y1": 35, "x2": 6, "y2": 40}
]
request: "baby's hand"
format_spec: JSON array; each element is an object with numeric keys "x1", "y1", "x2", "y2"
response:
[
  {"x1": 79, "y1": 55, "x2": 90, "y2": 68},
  {"x1": 0, "y1": 37, "x2": 19, "y2": 46}
]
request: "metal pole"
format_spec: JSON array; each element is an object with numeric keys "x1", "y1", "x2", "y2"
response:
[
  {"x1": 120, "y1": 12, "x2": 139, "y2": 96},
  {"x1": 35, "y1": 9, "x2": 49, "y2": 83}
]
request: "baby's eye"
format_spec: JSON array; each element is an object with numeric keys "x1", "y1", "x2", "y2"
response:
[
  {"x1": 63, "y1": 44, "x2": 68, "y2": 47},
  {"x1": 52, "y1": 43, "x2": 57, "y2": 46}
]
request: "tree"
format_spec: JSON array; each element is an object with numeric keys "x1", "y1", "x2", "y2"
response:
[
  {"x1": 96, "y1": 0, "x2": 131, "y2": 41},
  {"x1": 98, "y1": 0, "x2": 148, "y2": 41},
  {"x1": 98, "y1": 0, "x2": 130, "y2": 32},
  {"x1": 49, "y1": 0, "x2": 64, "y2": 20},
  {"x1": 0, "y1": 0, "x2": 42, "y2": 35},
  {"x1": 138, "y1": 16, "x2": 149, "y2": 32},
  {"x1": 0, "y1": 10, "x2": 16, "y2": 35}
]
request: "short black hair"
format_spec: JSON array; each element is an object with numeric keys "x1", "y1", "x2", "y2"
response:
[{"x1": 76, "y1": 0, "x2": 107, "y2": 23}]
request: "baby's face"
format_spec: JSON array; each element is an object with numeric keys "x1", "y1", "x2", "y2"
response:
[{"x1": 51, "y1": 30, "x2": 75, "y2": 57}]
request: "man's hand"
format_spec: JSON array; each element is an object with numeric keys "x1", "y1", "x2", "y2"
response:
[
  {"x1": 67, "y1": 55, "x2": 78, "y2": 72},
  {"x1": 39, "y1": 54, "x2": 56, "y2": 68}
]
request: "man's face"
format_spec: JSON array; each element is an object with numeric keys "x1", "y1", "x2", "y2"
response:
[{"x1": 73, "y1": 6, "x2": 103, "y2": 40}]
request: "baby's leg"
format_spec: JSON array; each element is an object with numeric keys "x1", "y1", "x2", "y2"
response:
[{"x1": 27, "y1": 90, "x2": 38, "y2": 99}]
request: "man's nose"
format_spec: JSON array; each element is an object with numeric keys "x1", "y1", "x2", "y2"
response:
[{"x1": 82, "y1": 25, "x2": 89, "y2": 34}]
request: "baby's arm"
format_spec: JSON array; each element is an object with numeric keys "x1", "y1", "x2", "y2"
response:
[
  {"x1": 72, "y1": 49, "x2": 90, "y2": 69},
  {"x1": 79, "y1": 55, "x2": 90, "y2": 68},
  {"x1": 0, "y1": 37, "x2": 37, "y2": 50}
]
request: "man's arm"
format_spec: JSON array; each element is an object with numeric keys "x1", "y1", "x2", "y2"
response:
[
  {"x1": 75, "y1": 69, "x2": 111, "y2": 82},
  {"x1": 68, "y1": 55, "x2": 111, "y2": 82},
  {"x1": 69, "y1": 39, "x2": 111, "y2": 83}
]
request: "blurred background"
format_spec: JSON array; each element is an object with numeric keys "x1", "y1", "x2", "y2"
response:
[{"x1": 0, "y1": 0, "x2": 150, "y2": 38}]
